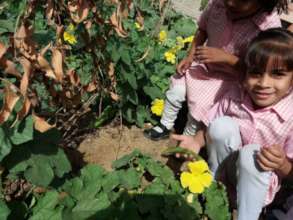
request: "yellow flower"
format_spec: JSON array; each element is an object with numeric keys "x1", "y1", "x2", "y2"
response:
[
  {"x1": 164, "y1": 51, "x2": 176, "y2": 64},
  {"x1": 151, "y1": 99, "x2": 164, "y2": 116},
  {"x1": 63, "y1": 32, "x2": 77, "y2": 45},
  {"x1": 180, "y1": 160, "x2": 213, "y2": 194},
  {"x1": 183, "y1": 36, "x2": 194, "y2": 44},
  {"x1": 159, "y1": 30, "x2": 167, "y2": 42},
  {"x1": 135, "y1": 22, "x2": 142, "y2": 30}
]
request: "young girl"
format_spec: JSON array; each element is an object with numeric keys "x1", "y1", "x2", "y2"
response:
[
  {"x1": 144, "y1": 0, "x2": 288, "y2": 140},
  {"x1": 173, "y1": 28, "x2": 293, "y2": 220}
]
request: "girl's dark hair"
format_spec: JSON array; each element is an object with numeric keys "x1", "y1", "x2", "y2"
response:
[
  {"x1": 245, "y1": 28, "x2": 293, "y2": 73},
  {"x1": 259, "y1": 0, "x2": 288, "y2": 14}
]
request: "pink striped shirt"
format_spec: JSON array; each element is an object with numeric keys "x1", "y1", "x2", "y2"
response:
[
  {"x1": 204, "y1": 87, "x2": 293, "y2": 204},
  {"x1": 171, "y1": 0, "x2": 281, "y2": 122}
]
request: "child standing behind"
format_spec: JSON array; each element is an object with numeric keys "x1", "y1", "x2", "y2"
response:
[
  {"x1": 173, "y1": 28, "x2": 293, "y2": 220},
  {"x1": 144, "y1": 0, "x2": 288, "y2": 140}
]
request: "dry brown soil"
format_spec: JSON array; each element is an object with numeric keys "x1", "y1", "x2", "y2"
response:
[{"x1": 77, "y1": 125, "x2": 178, "y2": 170}]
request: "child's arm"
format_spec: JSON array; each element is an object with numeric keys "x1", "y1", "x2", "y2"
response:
[
  {"x1": 171, "y1": 128, "x2": 207, "y2": 154},
  {"x1": 176, "y1": 29, "x2": 207, "y2": 75},
  {"x1": 195, "y1": 46, "x2": 239, "y2": 66},
  {"x1": 257, "y1": 145, "x2": 293, "y2": 178}
]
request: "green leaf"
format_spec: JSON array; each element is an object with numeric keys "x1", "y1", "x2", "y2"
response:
[
  {"x1": 102, "y1": 172, "x2": 120, "y2": 194},
  {"x1": 9, "y1": 116, "x2": 34, "y2": 145},
  {"x1": 204, "y1": 182, "x2": 230, "y2": 220},
  {"x1": 127, "y1": 89, "x2": 138, "y2": 105},
  {"x1": 62, "y1": 165, "x2": 105, "y2": 200},
  {"x1": 0, "y1": 127, "x2": 13, "y2": 161},
  {"x1": 172, "y1": 18, "x2": 197, "y2": 37},
  {"x1": 0, "y1": 200, "x2": 10, "y2": 220},
  {"x1": 124, "y1": 72, "x2": 137, "y2": 89},
  {"x1": 72, "y1": 193, "x2": 111, "y2": 220},
  {"x1": 143, "y1": 86, "x2": 163, "y2": 99},
  {"x1": 95, "y1": 105, "x2": 117, "y2": 128},
  {"x1": 120, "y1": 49, "x2": 131, "y2": 65},
  {"x1": 24, "y1": 159, "x2": 55, "y2": 187},
  {"x1": 118, "y1": 168, "x2": 141, "y2": 189},
  {"x1": 49, "y1": 148, "x2": 72, "y2": 178},
  {"x1": 112, "y1": 149, "x2": 141, "y2": 169},
  {"x1": 29, "y1": 191, "x2": 62, "y2": 220},
  {"x1": 0, "y1": 19, "x2": 14, "y2": 33}
]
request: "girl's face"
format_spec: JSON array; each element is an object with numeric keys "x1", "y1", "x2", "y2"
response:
[
  {"x1": 244, "y1": 58, "x2": 293, "y2": 109},
  {"x1": 224, "y1": 0, "x2": 261, "y2": 19}
]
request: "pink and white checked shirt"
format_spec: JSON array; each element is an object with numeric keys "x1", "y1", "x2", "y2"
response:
[
  {"x1": 171, "y1": 0, "x2": 281, "y2": 122},
  {"x1": 204, "y1": 87, "x2": 293, "y2": 205}
]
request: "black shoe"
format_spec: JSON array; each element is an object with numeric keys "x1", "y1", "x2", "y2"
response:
[{"x1": 144, "y1": 123, "x2": 170, "y2": 141}]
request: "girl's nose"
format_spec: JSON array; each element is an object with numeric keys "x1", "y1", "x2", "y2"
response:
[{"x1": 258, "y1": 74, "x2": 272, "y2": 87}]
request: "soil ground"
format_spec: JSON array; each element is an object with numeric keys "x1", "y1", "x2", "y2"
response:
[{"x1": 77, "y1": 125, "x2": 177, "y2": 170}]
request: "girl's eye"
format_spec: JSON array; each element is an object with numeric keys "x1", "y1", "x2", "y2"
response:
[
  {"x1": 271, "y1": 70, "x2": 288, "y2": 78},
  {"x1": 247, "y1": 70, "x2": 262, "y2": 77}
]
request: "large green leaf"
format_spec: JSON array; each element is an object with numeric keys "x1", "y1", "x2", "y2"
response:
[
  {"x1": 118, "y1": 168, "x2": 141, "y2": 189},
  {"x1": 8, "y1": 116, "x2": 34, "y2": 145},
  {"x1": 29, "y1": 191, "x2": 62, "y2": 220},
  {"x1": 124, "y1": 72, "x2": 137, "y2": 89},
  {"x1": 0, "y1": 127, "x2": 13, "y2": 161},
  {"x1": 0, "y1": 200, "x2": 10, "y2": 220},
  {"x1": 143, "y1": 86, "x2": 163, "y2": 99},
  {"x1": 72, "y1": 193, "x2": 111, "y2": 220},
  {"x1": 204, "y1": 182, "x2": 230, "y2": 220},
  {"x1": 112, "y1": 149, "x2": 141, "y2": 169},
  {"x1": 24, "y1": 158, "x2": 55, "y2": 187}
]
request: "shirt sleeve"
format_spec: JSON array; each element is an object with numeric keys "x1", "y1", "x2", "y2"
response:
[
  {"x1": 284, "y1": 129, "x2": 293, "y2": 159},
  {"x1": 197, "y1": 0, "x2": 216, "y2": 31},
  {"x1": 253, "y1": 10, "x2": 281, "y2": 31}
]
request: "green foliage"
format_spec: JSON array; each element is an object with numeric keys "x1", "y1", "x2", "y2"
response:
[
  {"x1": 2, "y1": 129, "x2": 71, "y2": 187},
  {"x1": 0, "y1": 116, "x2": 34, "y2": 161},
  {"x1": 105, "y1": 1, "x2": 196, "y2": 126},
  {"x1": 1, "y1": 150, "x2": 230, "y2": 220},
  {"x1": 0, "y1": 200, "x2": 10, "y2": 220}
]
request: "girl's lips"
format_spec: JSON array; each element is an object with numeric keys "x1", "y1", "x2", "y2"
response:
[{"x1": 254, "y1": 91, "x2": 273, "y2": 99}]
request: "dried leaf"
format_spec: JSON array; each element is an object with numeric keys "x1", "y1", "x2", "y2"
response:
[
  {"x1": 37, "y1": 54, "x2": 56, "y2": 80},
  {"x1": 40, "y1": 43, "x2": 51, "y2": 56},
  {"x1": 17, "y1": 98, "x2": 31, "y2": 120},
  {"x1": 0, "y1": 42, "x2": 7, "y2": 59},
  {"x1": 68, "y1": 0, "x2": 90, "y2": 23},
  {"x1": 0, "y1": 58, "x2": 22, "y2": 78},
  {"x1": 19, "y1": 57, "x2": 32, "y2": 96},
  {"x1": 46, "y1": 0, "x2": 54, "y2": 25},
  {"x1": 33, "y1": 114, "x2": 55, "y2": 133},
  {"x1": 110, "y1": 92, "x2": 119, "y2": 101},
  {"x1": 66, "y1": 69, "x2": 80, "y2": 86},
  {"x1": 51, "y1": 48, "x2": 63, "y2": 82},
  {"x1": 0, "y1": 83, "x2": 20, "y2": 124},
  {"x1": 110, "y1": 5, "x2": 128, "y2": 38},
  {"x1": 84, "y1": 81, "x2": 96, "y2": 92}
]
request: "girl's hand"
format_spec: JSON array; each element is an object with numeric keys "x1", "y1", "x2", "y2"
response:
[
  {"x1": 195, "y1": 46, "x2": 236, "y2": 65},
  {"x1": 171, "y1": 134, "x2": 201, "y2": 158},
  {"x1": 257, "y1": 145, "x2": 292, "y2": 177},
  {"x1": 176, "y1": 55, "x2": 193, "y2": 75}
]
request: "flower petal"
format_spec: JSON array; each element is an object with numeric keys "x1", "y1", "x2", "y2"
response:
[
  {"x1": 199, "y1": 172, "x2": 213, "y2": 187},
  {"x1": 188, "y1": 160, "x2": 209, "y2": 175},
  {"x1": 189, "y1": 176, "x2": 204, "y2": 194},
  {"x1": 180, "y1": 172, "x2": 194, "y2": 188}
]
